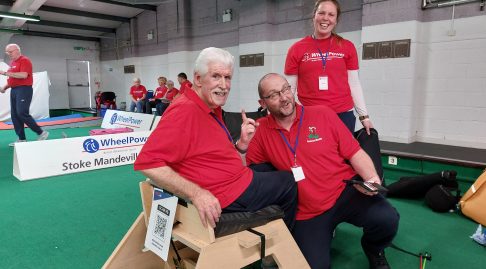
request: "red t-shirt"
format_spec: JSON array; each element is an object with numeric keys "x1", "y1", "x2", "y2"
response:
[
  {"x1": 178, "y1": 80, "x2": 193, "y2": 95},
  {"x1": 134, "y1": 89, "x2": 253, "y2": 208},
  {"x1": 285, "y1": 35, "x2": 359, "y2": 113},
  {"x1": 246, "y1": 104, "x2": 360, "y2": 220},
  {"x1": 154, "y1": 86, "x2": 167, "y2": 99},
  {"x1": 165, "y1": 88, "x2": 179, "y2": 101},
  {"x1": 7, "y1": 55, "x2": 33, "y2": 87},
  {"x1": 130, "y1": 85, "x2": 147, "y2": 100}
]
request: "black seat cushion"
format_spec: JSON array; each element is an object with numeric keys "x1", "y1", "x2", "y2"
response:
[{"x1": 214, "y1": 205, "x2": 284, "y2": 238}]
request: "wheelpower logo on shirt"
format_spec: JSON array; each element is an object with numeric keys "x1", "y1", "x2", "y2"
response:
[{"x1": 109, "y1": 112, "x2": 143, "y2": 128}]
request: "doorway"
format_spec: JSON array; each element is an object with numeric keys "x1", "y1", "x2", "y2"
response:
[{"x1": 66, "y1": 60, "x2": 92, "y2": 109}]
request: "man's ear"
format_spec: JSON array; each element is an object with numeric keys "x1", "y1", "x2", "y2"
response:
[
  {"x1": 258, "y1": 99, "x2": 266, "y2": 109},
  {"x1": 193, "y1": 72, "x2": 203, "y2": 87}
]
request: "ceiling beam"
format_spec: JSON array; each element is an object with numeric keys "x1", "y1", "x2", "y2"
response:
[
  {"x1": 22, "y1": 29, "x2": 100, "y2": 42},
  {"x1": 27, "y1": 20, "x2": 116, "y2": 33},
  {"x1": 38, "y1": 5, "x2": 130, "y2": 22},
  {"x1": 0, "y1": 1, "x2": 131, "y2": 22},
  {"x1": 91, "y1": 0, "x2": 157, "y2": 11}
]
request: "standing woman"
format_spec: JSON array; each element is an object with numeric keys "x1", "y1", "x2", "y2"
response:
[{"x1": 285, "y1": 0, "x2": 373, "y2": 134}]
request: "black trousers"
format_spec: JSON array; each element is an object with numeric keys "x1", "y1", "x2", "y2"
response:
[
  {"x1": 145, "y1": 99, "x2": 161, "y2": 114},
  {"x1": 10, "y1": 86, "x2": 43, "y2": 140},
  {"x1": 292, "y1": 183, "x2": 399, "y2": 269},
  {"x1": 223, "y1": 170, "x2": 298, "y2": 230}
]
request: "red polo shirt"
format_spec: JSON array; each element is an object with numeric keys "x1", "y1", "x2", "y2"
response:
[
  {"x1": 7, "y1": 55, "x2": 33, "y2": 87},
  {"x1": 130, "y1": 85, "x2": 147, "y2": 100},
  {"x1": 178, "y1": 80, "x2": 193, "y2": 95},
  {"x1": 246, "y1": 104, "x2": 360, "y2": 220},
  {"x1": 134, "y1": 89, "x2": 253, "y2": 208}
]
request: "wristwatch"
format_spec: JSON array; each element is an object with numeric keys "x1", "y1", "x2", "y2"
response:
[
  {"x1": 359, "y1": 115, "x2": 369, "y2": 121},
  {"x1": 234, "y1": 140, "x2": 247, "y2": 154}
]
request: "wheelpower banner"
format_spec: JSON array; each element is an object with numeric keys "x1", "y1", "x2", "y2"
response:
[{"x1": 13, "y1": 131, "x2": 151, "y2": 181}]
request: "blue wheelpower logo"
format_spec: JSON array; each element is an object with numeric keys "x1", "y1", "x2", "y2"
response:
[
  {"x1": 83, "y1": 138, "x2": 100, "y2": 153},
  {"x1": 110, "y1": 113, "x2": 118, "y2": 125}
]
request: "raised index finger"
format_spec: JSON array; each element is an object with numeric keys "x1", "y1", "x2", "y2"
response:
[{"x1": 241, "y1": 109, "x2": 248, "y2": 122}]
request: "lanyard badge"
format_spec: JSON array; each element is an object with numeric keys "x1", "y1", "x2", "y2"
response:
[
  {"x1": 278, "y1": 106, "x2": 306, "y2": 182},
  {"x1": 313, "y1": 35, "x2": 332, "y2": 91}
]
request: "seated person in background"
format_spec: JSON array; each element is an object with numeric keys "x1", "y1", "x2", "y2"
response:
[
  {"x1": 156, "y1": 79, "x2": 179, "y2": 116},
  {"x1": 173, "y1": 72, "x2": 192, "y2": 100},
  {"x1": 235, "y1": 73, "x2": 399, "y2": 269},
  {"x1": 145, "y1": 76, "x2": 167, "y2": 114},
  {"x1": 134, "y1": 48, "x2": 298, "y2": 231},
  {"x1": 129, "y1": 77, "x2": 147, "y2": 113}
]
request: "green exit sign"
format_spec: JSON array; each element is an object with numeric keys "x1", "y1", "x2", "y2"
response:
[{"x1": 73, "y1": 46, "x2": 86, "y2": 51}]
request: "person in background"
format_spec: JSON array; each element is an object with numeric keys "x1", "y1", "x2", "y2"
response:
[
  {"x1": 155, "y1": 79, "x2": 179, "y2": 116},
  {"x1": 128, "y1": 77, "x2": 147, "y2": 113},
  {"x1": 173, "y1": 72, "x2": 192, "y2": 99},
  {"x1": 284, "y1": 0, "x2": 373, "y2": 134},
  {"x1": 145, "y1": 76, "x2": 167, "y2": 114},
  {"x1": 0, "y1": 43, "x2": 49, "y2": 146},
  {"x1": 134, "y1": 48, "x2": 298, "y2": 235},
  {"x1": 239, "y1": 73, "x2": 399, "y2": 269}
]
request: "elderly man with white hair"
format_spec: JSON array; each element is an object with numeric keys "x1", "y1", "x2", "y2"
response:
[
  {"x1": 134, "y1": 47, "x2": 298, "y2": 233},
  {"x1": 0, "y1": 43, "x2": 48, "y2": 146}
]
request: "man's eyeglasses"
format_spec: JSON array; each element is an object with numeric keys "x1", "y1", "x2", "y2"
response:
[{"x1": 263, "y1": 85, "x2": 292, "y2": 101}]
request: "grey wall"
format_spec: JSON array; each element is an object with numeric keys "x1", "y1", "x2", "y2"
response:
[{"x1": 100, "y1": 0, "x2": 364, "y2": 61}]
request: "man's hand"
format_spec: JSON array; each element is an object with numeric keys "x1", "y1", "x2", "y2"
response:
[
  {"x1": 353, "y1": 176, "x2": 381, "y2": 196},
  {"x1": 0, "y1": 86, "x2": 6, "y2": 93},
  {"x1": 361, "y1": 118, "x2": 374, "y2": 135},
  {"x1": 191, "y1": 188, "x2": 222, "y2": 228},
  {"x1": 238, "y1": 109, "x2": 259, "y2": 150}
]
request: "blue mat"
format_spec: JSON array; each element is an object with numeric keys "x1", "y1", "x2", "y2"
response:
[{"x1": 4, "y1": 114, "x2": 83, "y2": 125}]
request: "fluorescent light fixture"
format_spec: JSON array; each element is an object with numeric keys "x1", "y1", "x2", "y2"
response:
[
  {"x1": 0, "y1": 28, "x2": 24, "y2": 34},
  {"x1": 0, "y1": 11, "x2": 40, "y2": 22}
]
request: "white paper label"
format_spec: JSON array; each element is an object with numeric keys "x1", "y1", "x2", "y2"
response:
[
  {"x1": 291, "y1": 166, "x2": 306, "y2": 182},
  {"x1": 144, "y1": 188, "x2": 178, "y2": 261},
  {"x1": 319, "y1": 76, "x2": 329, "y2": 90}
]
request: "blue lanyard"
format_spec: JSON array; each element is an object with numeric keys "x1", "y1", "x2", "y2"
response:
[
  {"x1": 278, "y1": 106, "x2": 304, "y2": 166},
  {"x1": 312, "y1": 35, "x2": 332, "y2": 71},
  {"x1": 211, "y1": 113, "x2": 233, "y2": 143}
]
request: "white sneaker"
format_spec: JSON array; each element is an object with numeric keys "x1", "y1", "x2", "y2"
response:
[
  {"x1": 37, "y1": 131, "x2": 49, "y2": 141},
  {"x1": 9, "y1": 140, "x2": 26, "y2": 147}
]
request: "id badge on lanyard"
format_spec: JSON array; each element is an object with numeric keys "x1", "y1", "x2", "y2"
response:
[
  {"x1": 319, "y1": 75, "x2": 329, "y2": 91},
  {"x1": 291, "y1": 165, "x2": 305, "y2": 182},
  {"x1": 279, "y1": 106, "x2": 306, "y2": 182}
]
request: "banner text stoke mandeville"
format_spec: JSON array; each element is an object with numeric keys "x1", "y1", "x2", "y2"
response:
[{"x1": 62, "y1": 153, "x2": 139, "y2": 171}]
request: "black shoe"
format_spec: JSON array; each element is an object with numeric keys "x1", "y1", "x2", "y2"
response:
[{"x1": 365, "y1": 250, "x2": 390, "y2": 269}]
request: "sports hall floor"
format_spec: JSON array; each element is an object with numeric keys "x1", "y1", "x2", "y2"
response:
[{"x1": 0, "y1": 126, "x2": 485, "y2": 269}]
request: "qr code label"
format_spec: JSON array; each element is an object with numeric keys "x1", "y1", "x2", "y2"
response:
[{"x1": 153, "y1": 215, "x2": 168, "y2": 240}]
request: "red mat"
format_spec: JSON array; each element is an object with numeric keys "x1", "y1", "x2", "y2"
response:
[{"x1": 0, "y1": 117, "x2": 101, "y2": 130}]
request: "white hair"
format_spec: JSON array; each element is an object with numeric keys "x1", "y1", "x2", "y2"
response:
[
  {"x1": 194, "y1": 47, "x2": 234, "y2": 76},
  {"x1": 6, "y1": 43, "x2": 21, "y2": 53}
]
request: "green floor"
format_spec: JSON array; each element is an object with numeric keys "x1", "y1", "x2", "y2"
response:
[{"x1": 0, "y1": 127, "x2": 485, "y2": 269}]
